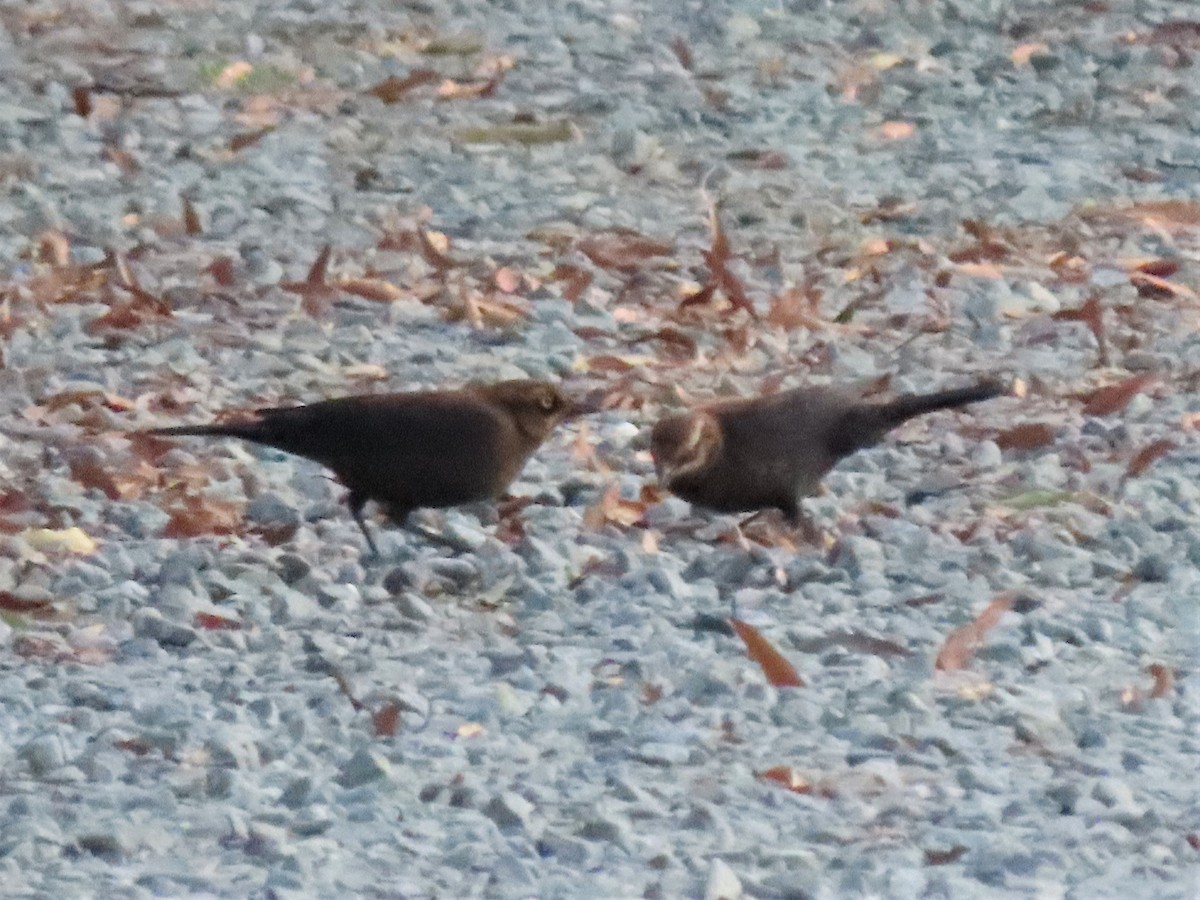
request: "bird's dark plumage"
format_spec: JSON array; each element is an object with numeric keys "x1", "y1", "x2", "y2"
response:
[
  {"x1": 651, "y1": 378, "x2": 1007, "y2": 522},
  {"x1": 148, "y1": 379, "x2": 585, "y2": 552}
]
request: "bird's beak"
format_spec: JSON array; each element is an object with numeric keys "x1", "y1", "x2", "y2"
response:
[{"x1": 564, "y1": 390, "x2": 605, "y2": 419}]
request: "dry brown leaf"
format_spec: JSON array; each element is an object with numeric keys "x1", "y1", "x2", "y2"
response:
[
  {"x1": 578, "y1": 230, "x2": 673, "y2": 273},
  {"x1": 730, "y1": 618, "x2": 805, "y2": 687},
  {"x1": 1053, "y1": 294, "x2": 1106, "y2": 361},
  {"x1": 995, "y1": 423, "x2": 1057, "y2": 451},
  {"x1": 925, "y1": 846, "x2": 969, "y2": 866},
  {"x1": 229, "y1": 126, "x2": 275, "y2": 151},
  {"x1": 207, "y1": 256, "x2": 238, "y2": 286},
  {"x1": 1148, "y1": 663, "x2": 1175, "y2": 698},
  {"x1": 702, "y1": 205, "x2": 757, "y2": 318},
  {"x1": 550, "y1": 263, "x2": 592, "y2": 301},
  {"x1": 182, "y1": 196, "x2": 202, "y2": 235},
  {"x1": 1081, "y1": 373, "x2": 1155, "y2": 416},
  {"x1": 935, "y1": 591, "x2": 1018, "y2": 672},
  {"x1": 73, "y1": 85, "x2": 92, "y2": 117},
  {"x1": 1126, "y1": 439, "x2": 1175, "y2": 479},
  {"x1": 767, "y1": 284, "x2": 823, "y2": 331},
  {"x1": 366, "y1": 69, "x2": 440, "y2": 103},
  {"x1": 583, "y1": 483, "x2": 647, "y2": 530},
  {"x1": 417, "y1": 226, "x2": 455, "y2": 273},
  {"x1": 281, "y1": 245, "x2": 338, "y2": 316},
  {"x1": 162, "y1": 493, "x2": 243, "y2": 537},
  {"x1": 757, "y1": 766, "x2": 813, "y2": 794},
  {"x1": 1130, "y1": 270, "x2": 1197, "y2": 300},
  {"x1": 0, "y1": 591, "x2": 54, "y2": 616},
  {"x1": 194, "y1": 612, "x2": 242, "y2": 631},
  {"x1": 373, "y1": 702, "x2": 402, "y2": 737},
  {"x1": 339, "y1": 277, "x2": 404, "y2": 303},
  {"x1": 436, "y1": 69, "x2": 505, "y2": 99}
]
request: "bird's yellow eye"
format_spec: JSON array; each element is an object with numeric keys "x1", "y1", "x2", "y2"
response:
[{"x1": 539, "y1": 392, "x2": 557, "y2": 411}]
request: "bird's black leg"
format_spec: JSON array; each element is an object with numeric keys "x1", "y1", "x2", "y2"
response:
[
  {"x1": 347, "y1": 491, "x2": 380, "y2": 557},
  {"x1": 783, "y1": 502, "x2": 822, "y2": 546}
]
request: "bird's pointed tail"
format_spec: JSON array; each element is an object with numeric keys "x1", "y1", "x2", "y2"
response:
[{"x1": 878, "y1": 378, "x2": 1009, "y2": 428}]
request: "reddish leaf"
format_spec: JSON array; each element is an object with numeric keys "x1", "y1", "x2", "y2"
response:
[
  {"x1": 995, "y1": 423, "x2": 1056, "y2": 451},
  {"x1": 670, "y1": 36, "x2": 694, "y2": 70},
  {"x1": 113, "y1": 737, "x2": 154, "y2": 757},
  {"x1": 207, "y1": 256, "x2": 238, "y2": 286},
  {"x1": 1053, "y1": 294, "x2": 1105, "y2": 355},
  {"x1": 702, "y1": 205, "x2": 756, "y2": 318},
  {"x1": 68, "y1": 457, "x2": 123, "y2": 500},
  {"x1": 583, "y1": 483, "x2": 647, "y2": 529},
  {"x1": 550, "y1": 263, "x2": 592, "y2": 301},
  {"x1": 182, "y1": 196, "x2": 202, "y2": 235},
  {"x1": 925, "y1": 846, "x2": 968, "y2": 866},
  {"x1": 935, "y1": 592, "x2": 1017, "y2": 672},
  {"x1": 373, "y1": 702, "x2": 401, "y2": 737},
  {"x1": 162, "y1": 494, "x2": 243, "y2": 537},
  {"x1": 1133, "y1": 258, "x2": 1179, "y2": 278},
  {"x1": 281, "y1": 245, "x2": 338, "y2": 316},
  {"x1": 0, "y1": 591, "x2": 53, "y2": 615},
  {"x1": 1081, "y1": 373, "x2": 1155, "y2": 416},
  {"x1": 193, "y1": 612, "x2": 242, "y2": 631},
  {"x1": 730, "y1": 618, "x2": 805, "y2": 687},
  {"x1": 757, "y1": 766, "x2": 812, "y2": 794},
  {"x1": 1147, "y1": 663, "x2": 1175, "y2": 698},
  {"x1": 73, "y1": 85, "x2": 92, "y2": 117},
  {"x1": 229, "y1": 126, "x2": 275, "y2": 151},
  {"x1": 767, "y1": 285, "x2": 823, "y2": 331},
  {"x1": 1126, "y1": 439, "x2": 1174, "y2": 479},
  {"x1": 365, "y1": 69, "x2": 440, "y2": 103},
  {"x1": 578, "y1": 230, "x2": 673, "y2": 273}
]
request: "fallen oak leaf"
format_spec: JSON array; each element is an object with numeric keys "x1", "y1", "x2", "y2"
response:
[
  {"x1": 935, "y1": 591, "x2": 1019, "y2": 672},
  {"x1": 1125, "y1": 439, "x2": 1175, "y2": 479},
  {"x1": 1081, "y1": 373, "x2": 1155, "y2": 416},
  {"x1": 0, "y1": 591, "x2": 55, "y2": 616},
  {"x1": 577, "y1": 230, "x2": 673, "y2": 273},
  {"x1": 338, "y1": 277, "x2": 405, "y2": 303},
  {"x1": 757, "y1": 766, "x2": 813, "y2": 794},
  {"x1": 194, "y1": 611, "x2": 242, "y2": 630},
  {"x1": 995, "y1": 422, "x2": 1057, "y2": 451},
  {"x1": 583, "y1": 483, "x2": 647, "y2": 529},
  {"x1": 730, "y1": 618, "x2": 805, "y2": 687},
  {"x1": 365, "y1": 69, "x2": 440, "y2": 103},
  {"x1": 161, "y1": 493, "x2": 244, "y2": 537},
  {"x1": 1053, "y1": 294, "x2": 1106, "y2": 362},
  {"x1": 702, "y1": 204, "x2": 757, "y2": 318}
]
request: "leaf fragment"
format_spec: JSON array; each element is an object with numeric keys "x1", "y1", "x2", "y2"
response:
[{"x1": 730, "y1": 618, "x2": 805, "y2": 687}]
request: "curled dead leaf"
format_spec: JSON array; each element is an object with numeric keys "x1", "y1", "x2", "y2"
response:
[
  {"x1": 995, "y1": 423, "x2": 1056, "y2": 451},
  {"x1": 730, "y1": 618, "x2": 805, "y2": 687},
  {"x1": 935, "y1": 591, "x2": 1019, "y2": 672},
  {"x1": 757, "y1": 766, "x2": 813, "y2": 794},
  {"x1": 1081, "y1": 373, "x2": 1155, "y2": 416},
  {"x1": 578, "y1": 230, "x2": 673, "y2": 273},
  {"x1": 1125, "y1": 439, "x2": 1174, "y2": 479}
]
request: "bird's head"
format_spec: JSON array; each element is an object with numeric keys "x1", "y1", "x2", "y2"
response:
[
  {"x1": 650, "y1": 411, "x2": 723, "y2": 486},
  {"x1": 483, "y1": 379, "x2": 593, "y2": 442}
]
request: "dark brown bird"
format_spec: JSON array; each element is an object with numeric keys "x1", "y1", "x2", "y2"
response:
[
  {"x1": 148, "y1": 379, "x2": 587, "y2": 553},
  {"x1": 651, "y1": 379, "x2": 1006, "y2": 525}
]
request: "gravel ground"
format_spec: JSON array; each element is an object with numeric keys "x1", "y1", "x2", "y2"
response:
[{"x1": 1, "y1": 0, "x2": 1199, "y2": 897}]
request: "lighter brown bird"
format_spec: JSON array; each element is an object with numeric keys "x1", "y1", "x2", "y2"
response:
[
  {"x1": 148, "y1": 379, "x2": 587, "y2": 553},
  {"x1": 651, "y1": 379, "x2": 1006, "y2": 525}
]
